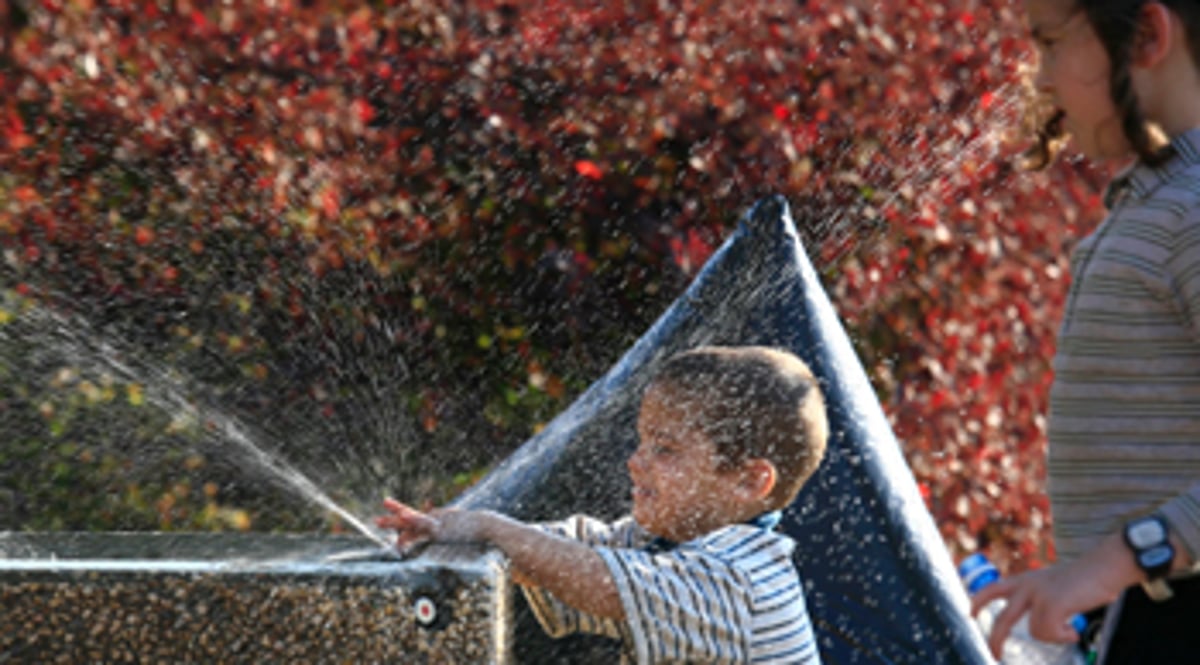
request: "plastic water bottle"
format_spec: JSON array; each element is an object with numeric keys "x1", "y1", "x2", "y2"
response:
[{"x1": 959, "y1": 553, "x2": 1088, "y2": 665}]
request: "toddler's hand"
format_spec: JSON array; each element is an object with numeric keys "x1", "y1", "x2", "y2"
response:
[
  {"x1": 376, "y1": 497, "x2": 439, "y2": 552},
  {"x1": 376, "y1": 498, "x2": 491, "y2": 552}
]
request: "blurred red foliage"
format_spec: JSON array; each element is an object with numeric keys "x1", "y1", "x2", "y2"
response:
[{"x1": 0, "y1": 0, "x2": 1112, "y2": 570}]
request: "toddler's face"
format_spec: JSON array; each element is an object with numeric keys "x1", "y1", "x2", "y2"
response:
[{"x1": 628, "y1": 385, "x2": 746, "y2": 542}]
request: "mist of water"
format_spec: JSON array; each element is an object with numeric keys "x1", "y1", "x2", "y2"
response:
[
  {"x1": 0, "y1": 42, "x2": 1027, "y2": 557},
  {"x1": 0, "y1": 305, "x2": 393, "y2": 550}
]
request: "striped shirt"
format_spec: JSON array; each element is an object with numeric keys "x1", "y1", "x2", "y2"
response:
[
  {"x1": 522, "y1": 514, "x2": 821, "y2": 664},
  {"x1": 1047, "y1": 127, "x2": 1200, "y2": 567}
]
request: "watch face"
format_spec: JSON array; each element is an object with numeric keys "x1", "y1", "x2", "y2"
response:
[
  {"x1": 1128, "y1": 519, "x2": 1167, "y2": 548},
  {"x1": 1139, "y1": 544, "x2": 1174, "y2": 569}
]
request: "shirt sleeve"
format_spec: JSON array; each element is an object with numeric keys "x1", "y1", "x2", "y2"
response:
[
  {"x1": 595, "y1": 546, "x2": 753, "y2": 664},
  {"x1": 518, "y1": 515, "x2": 643, "y2": 641},
  {"x1": 1159, "y1": 219, "x2": 1200, "y2": 567},
  {"x1": 1168, "y1": 211, "x2": 1200, "y2": 340},
  {"x1": 532, "y1": 514, "x2": 645, "y2": 548}
]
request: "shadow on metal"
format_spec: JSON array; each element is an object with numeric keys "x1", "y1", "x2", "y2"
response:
[{"x1": 455, "y1": 195, "x2": 991, "y2": 664}]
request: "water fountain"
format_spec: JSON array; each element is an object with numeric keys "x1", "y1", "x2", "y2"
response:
[
  {"x1": 1, "y1": 533, "x2": 511, "y2": 662},
  {"x1": 1, "y1": 197, "x2": 992, "y2": 663},
  {"x1": 0, "y1": 310, "x2": 514, "y2": 660},
  {"x1": 0, "y1": 310, "x2": 515, "y2": 662}
]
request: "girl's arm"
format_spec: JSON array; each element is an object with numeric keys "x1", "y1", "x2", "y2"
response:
[
  {"x1": 377, "y1": 498, "x2": 625, "y2": 620},
  {"x1": 970, "y1": 528, "x2": 1193, "y2": 660}
]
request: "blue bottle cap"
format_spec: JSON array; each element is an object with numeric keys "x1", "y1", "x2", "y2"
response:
[
  {"x1": 958, "y1": 553, "x2": 1001, "y2": 595},
  {"x1": 1070, "y1": 613, "x2": 1087, "y2": 635},
  {"x1": 957, "y1": 552, "x2": 989, "y2": 575}
]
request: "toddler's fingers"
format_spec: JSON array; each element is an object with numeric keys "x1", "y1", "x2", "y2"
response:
[
  {"x1": 375, "y1": 514, "x2": 408, "y2": 529},
  {"x1": 380, "y1": 498, "x2": 432, "y2": 524},
  {"x1": 378, "y1": 497, "x2": 441, "y2": 542},
  {"x1": 382, "y1": 497, "x2": 416, "y2": 515}
]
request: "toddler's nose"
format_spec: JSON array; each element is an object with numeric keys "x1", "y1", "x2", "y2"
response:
[{"x1": 627, "y1": 448, "x2": 644, "y2": 475}]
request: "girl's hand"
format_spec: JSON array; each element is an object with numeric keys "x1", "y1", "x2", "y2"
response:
[{"x1": 969, "y1": 533, "x2": 1138, "y2": 659}]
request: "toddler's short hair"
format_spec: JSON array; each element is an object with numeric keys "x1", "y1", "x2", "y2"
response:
[{"x1": 649, "y1": 345, "x2": 828, "y2": 508}]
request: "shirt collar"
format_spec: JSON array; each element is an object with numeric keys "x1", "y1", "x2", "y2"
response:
[
  {"x1": 641, "y1": 510, "x2": 784, "y2": 554},
  {"x1": 1104, "y1": 127, "x2": 1200, "y2": 208}
]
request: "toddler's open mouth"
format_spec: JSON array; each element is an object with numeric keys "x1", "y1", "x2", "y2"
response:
[{"x1": 631, "y1": 486, "x2": 654, "y2": 500}]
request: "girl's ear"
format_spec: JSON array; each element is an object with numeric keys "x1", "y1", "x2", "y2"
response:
[
  {"x1": 1132, "y1": 2, "x2": 1174, "y2": 67},
  {"x1": 738, "y1": 459, "x2": 778, "y2": 502}
]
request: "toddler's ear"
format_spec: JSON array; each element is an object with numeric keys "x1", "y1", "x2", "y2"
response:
[{"x1": 738, "y1": 459, "x2": 777, "y2": 502}]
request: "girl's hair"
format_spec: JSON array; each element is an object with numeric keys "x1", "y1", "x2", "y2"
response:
[{"x1": 1024, "y1": 0, "x2": 1200, "y2": 170}]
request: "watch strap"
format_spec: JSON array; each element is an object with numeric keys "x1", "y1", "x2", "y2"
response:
[
  {"x1": 1141, "y1": 578, "x2": 1174, "y2": 602},
  {"x1": 1123, "y1": 515, "x2": 1176, "y2": 602}
]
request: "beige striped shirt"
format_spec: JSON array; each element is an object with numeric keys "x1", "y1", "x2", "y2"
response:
[{"x1": 1047, "y1": 128, "x2": 1200, "y2": 566}]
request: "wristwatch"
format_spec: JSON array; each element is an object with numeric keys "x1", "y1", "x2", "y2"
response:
[{"x1": 1123, "y1": 515, "x2": 1175, "y2": 601}]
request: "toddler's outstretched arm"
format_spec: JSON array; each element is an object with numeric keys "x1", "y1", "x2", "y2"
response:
[{"x1": 376, "y1": 497, "x2": 624, "y2": 621}]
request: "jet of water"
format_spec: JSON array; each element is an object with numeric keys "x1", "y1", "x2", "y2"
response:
[{"x1": 0, "y1": 305, "x2": 394, "y2": 550}]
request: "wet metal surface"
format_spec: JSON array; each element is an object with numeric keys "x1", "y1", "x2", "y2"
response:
[{"x1": 0, "y1": 533, "x2": 511, "y2": 664}]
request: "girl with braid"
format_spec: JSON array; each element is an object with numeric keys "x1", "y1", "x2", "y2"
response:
[{"x1": 972, "y1": 1, "x2": 1200, "y2": 663}]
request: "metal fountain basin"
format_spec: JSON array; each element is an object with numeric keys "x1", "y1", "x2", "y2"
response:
[{"x1": 0, "y1": 532, "x2": 512, "y2": 663}]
